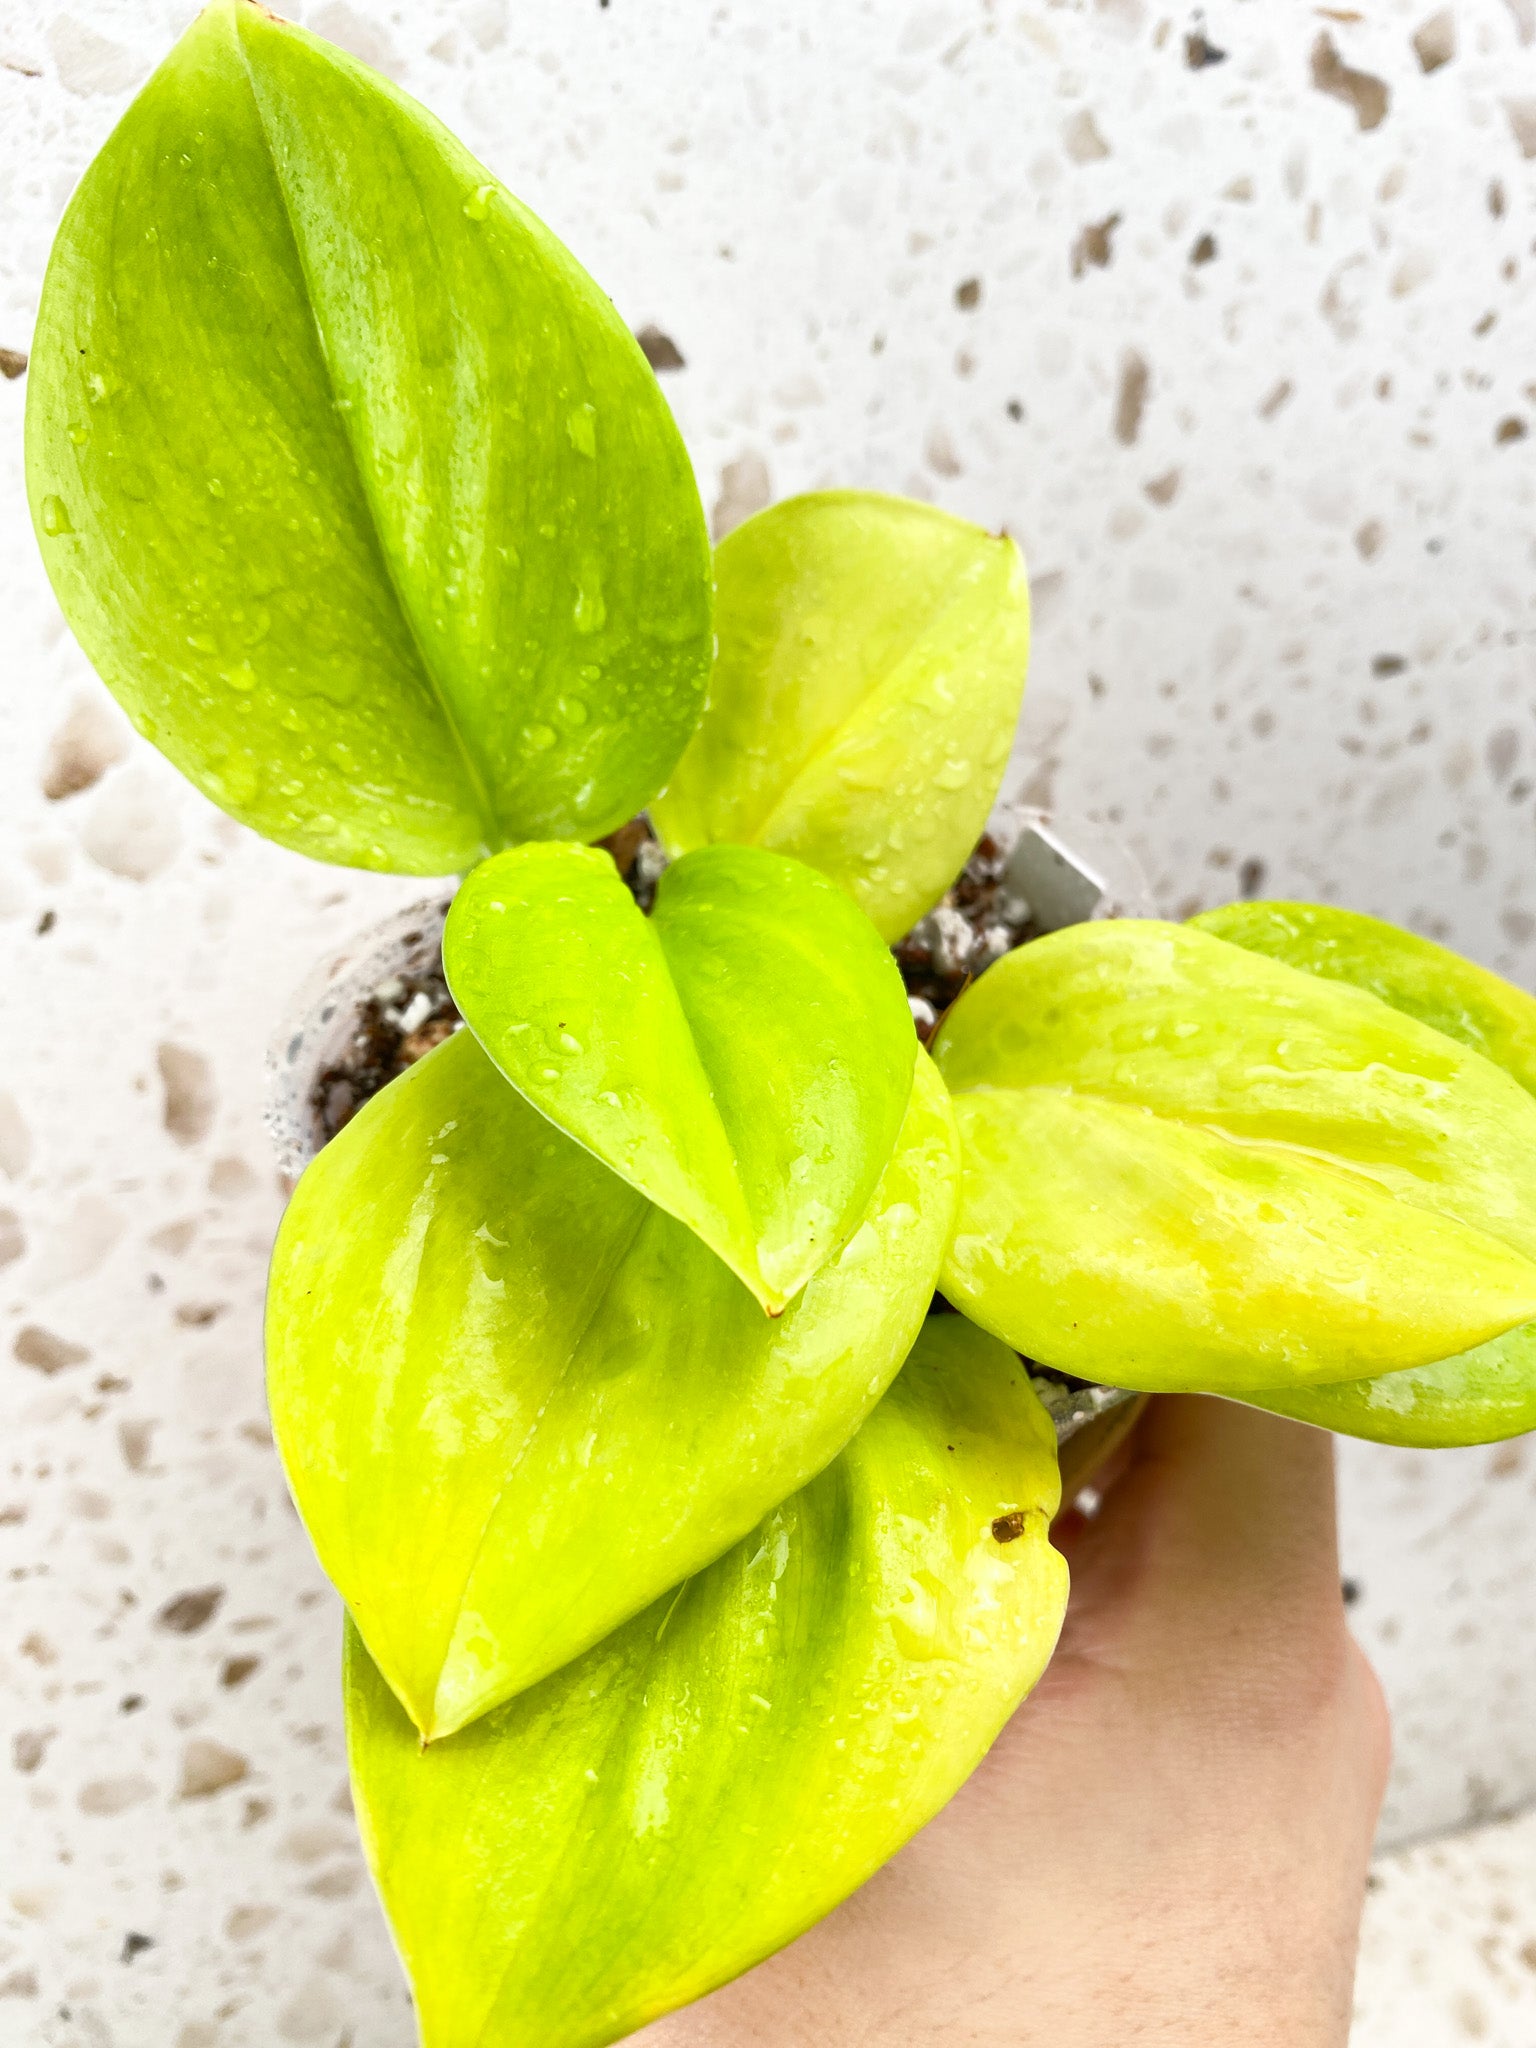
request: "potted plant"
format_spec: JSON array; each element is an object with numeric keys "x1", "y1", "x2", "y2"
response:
[{"x1": 25, "y1": 6, "x2": 1536, "y2": 2043}]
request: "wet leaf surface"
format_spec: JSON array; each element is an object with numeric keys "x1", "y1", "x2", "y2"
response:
[
  {"x1": 654, "y1": 491, "x2": 1029, "y2": 942},
  {"x1": 267, "y1": 1031, "x2": 958, "y2": 1738},
  {"x1": 26, "y1": 0, "x2": 710, "y2": 874},
  {"x1": 345, "y1": 1314, "x2": 1065, "y2": 2048},
  {"x1": 445, "y1": 841, "x2": 917, "y2": 1310},
  {"x1": 933, "y1": 920, "x2": 1536, "y2": 1391}
]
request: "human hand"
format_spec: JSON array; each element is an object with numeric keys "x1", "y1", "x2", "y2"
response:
[{"x1": 639, "y1": 1395, "x2": 1390, "y2": 2047}]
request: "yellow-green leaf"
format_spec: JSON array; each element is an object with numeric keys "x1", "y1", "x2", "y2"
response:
[
  {"x1": 443, "y1": 841, "x2": 917, "y2": 1311},
  {"x1": 653, "y1": 491, "x2": 1030, "y2": 941},
  {"x1": 267, "y1": 1030, "x2": 958, "y2": 1740},
  {"x1": 1243, "y1": 1323, "x2": 1536, "y2": 1447},
  {"x1": 1196, "y1": 901, "x2": 1536, "y2": 1441},
  {"x1": 1194, "y1": 900, "x2": 1536, "y2": 1095},
  {"x1": 26, "y1": 0, "x2": 710, "y2": 874},
  {"x1": 932, "y1": 920, "x2": 1536, "y2": 1391},
  {"x1": 345, "y1": 1315, "x2": 1066, "y2": 2048}
]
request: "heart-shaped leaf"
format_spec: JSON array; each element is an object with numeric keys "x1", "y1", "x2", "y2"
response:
[
  {"x1": 267, "y1": 1029, "x2": 958, "y2": 1740},
  {"x1": 443, "y1": 841, "x2": 918, "y2": 1311},
  {"x1": 932, "y1": 921, "x2": 1536, "y2": 1391},
  {"x1": 344, "y1": 1315, "x2": 1066, "y2": 2048},
  {"x1": 653, "y1": 492, "x2": 1031, "y2": 942},
  {"x1": 1197, "y1": 901, "x2": 1536, "y2": 1443},
  {"x1": 26, "y1": 0, "x2": 711, "y2": 875}
]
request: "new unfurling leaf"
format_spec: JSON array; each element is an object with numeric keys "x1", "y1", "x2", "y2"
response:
[
  {"x1": 654, "y1": 492, "x2": 1030, "y2": 941},
  {"x1": 267, "y1": 1029, "x2": 958, "y2": 1740},
  {"x1": 932, "y1": 920, "x2": 1536, "y2": 1392},
  {"x1": 345, "y1": 1315, "x2": 1066, "y2": 2048},
  {"x1": 26, "y1": 0, "x2": 711, "y2": 874}
]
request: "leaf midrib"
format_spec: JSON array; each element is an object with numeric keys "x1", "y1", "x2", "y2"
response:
[
  {"x1": 425, "y1": 1190, "x2": 654, "y2": 1736},
  {"x1": 748, "y1": 545, "x2": 1004, "y2": 848},
  {"x1": 231, "y1": 6, "x2": 500, "y2": 858},
  {"x1": 967, "y1": 1080, "x2": 1536, "y2": 1276}
]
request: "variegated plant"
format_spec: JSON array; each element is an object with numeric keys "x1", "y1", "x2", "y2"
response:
[{"x1": 26, "y1": 6, "x2": 1536, "y2": 2043}]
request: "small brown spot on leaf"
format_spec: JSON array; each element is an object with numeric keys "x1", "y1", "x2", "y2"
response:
[
  {"x1": 1496, "y1": 416, "x2": 1528, "y2": 444},
  {"x1": 13, "y1": 1325, "x2": 89, "y2": 1374},
  {"x1": 1114, "y1": 350, "x2": 1150, "y2": 445},
  {"x1": 635, "y1": 324, "x2": 684, "y2": 371},
  {"x1": 991, "y1": 1510, "x2": 1028, "y2": 1542},
  {"x1": 1372, "y1": 653, "x2": 1407, "y2": 676},
  {"x1": 1070, "y1": 212, "x2": 1121, "y2": 277},
  {"x1": 221, "y1": 1656, "x2": 260, "y2": 1689},
  {"x1": 955, "y1": 276, "x2": 982, "y2": 310},
  {"x1": 157, "y1": 1585, "x2": 224, "y2": 1635},
  {"x1": 1311, "y1": 32, "x2": 1390, "y2": 130},
  {"x1": 157, "y1": 1043, "x2": 215, "y2": 1146},
  {"x1": 1190, "y1": 231, "x2": 1218, "y2": 265},
  {"x1": 180, "y1": 1739, "x2": 249, "y2": 1799}
]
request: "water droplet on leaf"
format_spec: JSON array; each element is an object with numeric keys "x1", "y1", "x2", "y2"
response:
[{"x1": 573, "y1": 567, "x2": 606, "y2": 636}]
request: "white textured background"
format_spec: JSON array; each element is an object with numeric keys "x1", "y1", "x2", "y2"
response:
[{"x1": 5, "y1": 0, "x2": 1536, "y2": 2041}]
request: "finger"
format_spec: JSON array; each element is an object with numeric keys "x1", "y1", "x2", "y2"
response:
[
  {"x1": 1053, "y1": 1392, "x2": 1343, "y2": 1661},
  {"x1": 1133, "y1": 1392, "x2": 1341, "y2": 1596}
]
